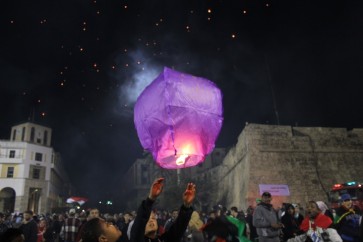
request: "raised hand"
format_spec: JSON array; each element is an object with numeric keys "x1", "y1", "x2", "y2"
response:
[
  {"x1": 183, "y1": 183, "x2": 196, "y2": 207},
  {"x1": 149, "y1": 178, "x2": 164, "y2": 200}
]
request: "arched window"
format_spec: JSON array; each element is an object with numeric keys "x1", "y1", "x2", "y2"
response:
[
  {"x1": 44, "y1": 131, "x2": 48, "y2": 145},
  {"x1": 30, "y1": 127, "x2": 35, "y2": 142}
]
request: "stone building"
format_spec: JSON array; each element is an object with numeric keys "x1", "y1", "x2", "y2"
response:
[
  {"x1": 123, "y1": 123, "x2": 363, "y2": 212},
  {"x1": 0, "y1": 122, "x2": 74, "y2": 214},
  {"x1": 215, "y1": 123, "x2": 363, "y2": 211}
]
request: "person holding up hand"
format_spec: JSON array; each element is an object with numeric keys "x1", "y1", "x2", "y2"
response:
[{"x1": 130, "y1": 178, "x2": 196, "y2": 242}]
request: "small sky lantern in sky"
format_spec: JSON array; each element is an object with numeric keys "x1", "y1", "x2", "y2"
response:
[{"x1": 134, "y1": 67, "x2": 223, "y2": 169}]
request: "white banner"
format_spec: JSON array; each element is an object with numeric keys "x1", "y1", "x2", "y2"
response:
[{"x1": 259, "y1": 184, "x2": 290, "y2": 196}]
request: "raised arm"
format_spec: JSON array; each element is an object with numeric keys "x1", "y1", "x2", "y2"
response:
[
  {"x1": 130, "y1": 178, "x2": 164, "y2": 242},
  {"x1": 162, "y1": 182, "x2": 195, "y2": 241}
]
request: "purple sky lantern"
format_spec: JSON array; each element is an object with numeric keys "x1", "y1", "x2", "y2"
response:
[{"x1": 134, "y1": 67, "x2": 223, "y2": 169}]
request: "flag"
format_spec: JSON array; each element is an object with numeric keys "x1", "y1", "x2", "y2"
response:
[{"x1": 66, "y1": 196, "x2": 88, "y2": 205}]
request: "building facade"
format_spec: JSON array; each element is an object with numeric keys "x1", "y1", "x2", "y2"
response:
[
  {"x1": 0, "y1": 122, "x2": 73, "y2": 214},
  {"x1": 123, "y1": 123, "x2": 363, "y2": 212}
]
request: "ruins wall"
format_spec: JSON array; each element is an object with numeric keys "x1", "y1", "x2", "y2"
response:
[{"x1": 218, "y1": 124, "x2": 363, "y2": 210}]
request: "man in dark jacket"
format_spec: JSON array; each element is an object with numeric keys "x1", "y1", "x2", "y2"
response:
[
  {"x1": 130, "y1": 177, "x2": 195, "y2": 242},
  {"x1": 19, "y1": 210, "x2": 38, "y2": 242},
  {"x1": 163, "y1": 209, "x2": 178, "y2": 233}
]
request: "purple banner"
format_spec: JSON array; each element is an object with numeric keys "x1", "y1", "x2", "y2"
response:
[{"x1": 259, "y1": 184, "x2": 290, "y2": 196}]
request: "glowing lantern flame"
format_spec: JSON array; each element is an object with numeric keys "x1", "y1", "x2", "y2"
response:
[
  {"x1": 176, "y1": 154, "x2": 189, "y2": 166},
  {"x1": 175, "y1": 144, "x2": 192, "y2": 166}
]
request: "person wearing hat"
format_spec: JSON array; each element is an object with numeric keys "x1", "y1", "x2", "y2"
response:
[
  {"x1": 253, "y1": 192, "x2": 283, "y2": 242},
  {"x1": 334, "y1": 193, "x2": 361, "y2": 242}
]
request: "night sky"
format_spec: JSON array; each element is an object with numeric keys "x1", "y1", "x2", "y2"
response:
[{"x1": 1, "y1": 0, "x2": 363, "y2": 208}]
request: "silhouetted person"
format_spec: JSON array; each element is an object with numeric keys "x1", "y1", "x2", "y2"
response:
[
  {"x1": 1, "y1": 228, "x2": 25, "y2": 242},
  {"x1": 19, "y1": 210, "x2": 37, "y2": 242}
]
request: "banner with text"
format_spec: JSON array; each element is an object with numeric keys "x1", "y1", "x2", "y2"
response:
[{"x1": 259, "y1": 184, "x2": 290, "y2": 196}]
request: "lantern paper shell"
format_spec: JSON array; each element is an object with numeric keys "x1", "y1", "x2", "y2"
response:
[{"x1": 134, "y1": 67, "x2": 223, "y2": 169}]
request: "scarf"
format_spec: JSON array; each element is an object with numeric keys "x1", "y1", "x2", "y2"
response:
[{"x1": 300, "y1": 213, "x2": 332, "y2": 232}]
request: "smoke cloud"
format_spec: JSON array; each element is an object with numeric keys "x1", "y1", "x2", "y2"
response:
[{"x1": 120, "y1": 67, "x2": 160, "y2": 105}]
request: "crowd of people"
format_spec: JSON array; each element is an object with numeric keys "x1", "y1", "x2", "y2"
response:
[{"x1": 0, "y1": 178, "x2": 362, "y2": 242}]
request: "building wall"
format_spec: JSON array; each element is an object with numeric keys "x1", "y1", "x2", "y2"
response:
[
  {"x1": 0, "y1": 122, "x2": 72, "y2": 214},
  {"x1": 11, "y1": 122, "x2": 52, "y2": 147},
  {"x1": 217, "y1": 123, "x2": 363, "y2": 211}
]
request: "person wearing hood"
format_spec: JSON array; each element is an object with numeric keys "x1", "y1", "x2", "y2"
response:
[
  {"x1": 281, "y1": 204, "x2": 300, "y2": 241},
  {"x1": 253, "y1": 192, "x2": 283, "y2": 242},
  {"x1": 291, "y1": 204, "x2": 304, "y2": 228},
  {"x1": 316, "y1": 201, "x2": 334, "y2": 222},
  {"x1": 130, "y1": 178, "x2": 195, "y2": 242}
]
